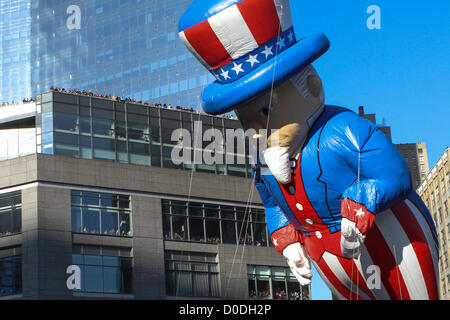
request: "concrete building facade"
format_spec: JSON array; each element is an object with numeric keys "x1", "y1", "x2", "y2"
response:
[{"x1": 418, "y1": 147, "x2": 450, "y2": 300}]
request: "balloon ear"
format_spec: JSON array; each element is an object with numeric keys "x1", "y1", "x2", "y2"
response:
[{"x1": 307, "y1": 74, "x2": 323, "y2": 97}]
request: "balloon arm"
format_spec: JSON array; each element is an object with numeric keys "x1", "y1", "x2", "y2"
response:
[
  {"x1": 337, "y1": 112, "x2": 412, "y2": 213},
  {"x1": 254, "y1": 178, "x2": 291, "y2": 236},
  {"x1": 271, "y1": 224, "x2": 303, "y2": 254},
  {"x1": 341, "y1": 174, "x2": 411, "y2": 215}
]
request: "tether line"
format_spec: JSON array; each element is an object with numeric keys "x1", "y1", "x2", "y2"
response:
[{"x1": 225, "y1": 23, "x2": 283, "y2": 299}]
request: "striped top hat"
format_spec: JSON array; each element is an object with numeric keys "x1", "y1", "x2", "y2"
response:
[{"x1": 179, "y1": 0, "x2": 330, "y2": 115}]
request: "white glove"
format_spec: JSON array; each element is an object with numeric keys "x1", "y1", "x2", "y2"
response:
[
  {"x1": 340, "y1": 217, "x2": 366, "y2": 259},
  {"x1": 282, "y1": 242, "x2": 312, "y2": 286}
]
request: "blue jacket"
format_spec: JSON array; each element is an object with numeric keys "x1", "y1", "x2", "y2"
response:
[{"x1": 255, "y1": 105, "x2": 437, "y2": 243}]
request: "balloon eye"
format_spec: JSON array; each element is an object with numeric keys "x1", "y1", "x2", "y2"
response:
[{"x1": 261, "y1": 106, "x2": 273, "y2": 116}]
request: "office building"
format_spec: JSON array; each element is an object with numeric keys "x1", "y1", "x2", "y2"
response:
[
  {"x1": 417, "y1": 147, "x2": 450, "y2": 300},
  {"x1": 0, "y1": 0, "x2": 213, "y2": 108},
  {"x1": 358, "y1": 106, "x2": 430, "y2": 189},
  {"x1": 0, "y1": 90, "x2": 311, "y2": 300}
]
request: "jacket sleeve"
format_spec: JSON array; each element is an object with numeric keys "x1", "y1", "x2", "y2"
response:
[
  {"x1": 335, "y1": 111, "x2": 412, "y2": 214},
  {"x1": 254, "y1": 178, "x2": 290, "y2": 234},
  {"x1": 254, "y1": 178, "x2": 302, "y2": 254}
]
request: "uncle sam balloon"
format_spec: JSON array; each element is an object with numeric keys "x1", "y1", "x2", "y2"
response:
[{"x1": 178, "y1": 0, "x2": 439, "y2": 299}]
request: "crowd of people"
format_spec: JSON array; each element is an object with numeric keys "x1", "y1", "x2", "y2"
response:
[
  {"x1": 48, "y1": 86, "x2": 237, "y2": 119},
  {"x1": 1, "y1": 86, "x2": 238, "y2": 120},
  {"x1": 0, "y1": 98, "x2": 35, "y2": 107},
  {"x1": 249, "y1": 288, "x2": 309, "y2": 300}
]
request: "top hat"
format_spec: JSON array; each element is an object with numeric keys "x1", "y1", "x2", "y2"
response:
[{"x1": 178, "y1": 0, "x2": 330, "y2": 115}]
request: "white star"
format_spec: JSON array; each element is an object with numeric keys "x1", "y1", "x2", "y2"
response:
[
  {"x1": 261, "y1": 45, "x2": 273, "y2": 59},
  {"x1": 287, "y1": 31, "x2": 294, "y2": 43},
  {"x1": 355, "y1": 208, "x2": 365, "y2": 217},
  {"x1": 273, "y1": 238, "x2": 278, "y2": 247},
  {"x1": 231, "y1": 62, "x2": 244, "y2": 75},
  {"x1": 246, "y1": 54, "x2": 260, "y2": 67},
  {"x1": 277, "y1": 37, "x2": 286, "y2": 49},
  {"x1": 220, "y1": 68, "x2": 231, "y2": 80}
]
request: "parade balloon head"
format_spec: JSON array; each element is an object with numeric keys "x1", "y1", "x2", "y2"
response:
[{"x1": 178, "y1": 0, "x2": 330, "y2": 115}]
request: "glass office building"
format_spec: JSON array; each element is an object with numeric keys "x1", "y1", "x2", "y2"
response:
[
  {"x1": 1, "y1": 0, "x2": 213, "y2": 108},
  {"x1": 0, "y1": 0, "x2": 33, "y2": 101}
]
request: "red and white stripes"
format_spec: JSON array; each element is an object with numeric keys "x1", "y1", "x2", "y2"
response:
[
  {"x1": 179, "y1": 0, "x2": 293, "y2": 71},
  {"x1": 313, "y1": 199, "x2": 439, "y2": 300}
]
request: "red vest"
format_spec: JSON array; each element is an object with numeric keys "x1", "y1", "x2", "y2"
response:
[{"x1": 277, "y1": 153, "x2": 343, "y2": 262}]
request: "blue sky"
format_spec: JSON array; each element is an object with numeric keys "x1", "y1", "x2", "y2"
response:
[
  {"x1": 291, "y1": 0, "x2": 449, "y2": 168},
  {"x1": 288, "y1": 0, "x2": 449, "y2": 300}
]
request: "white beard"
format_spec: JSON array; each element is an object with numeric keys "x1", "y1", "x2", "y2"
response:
[{"x1": 263, "y1": 146, "x2": 292, "y2": 184}]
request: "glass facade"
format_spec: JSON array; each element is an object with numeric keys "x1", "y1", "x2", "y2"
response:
[
  {"x1": 1, "y1": 0, "x2": 213, "y2": 109},
  {"x1": 248, "y1": 265, "x2": 310, "y2": 300},
  {"x1": 72, "y1": 245, "x2": 133, "y2": 294},
  {"x1": 0, "y1": 248, "x2": 22, "y2": 297},
  {"x1": 165, "y1": 251, "x2": 220, "y2": 298},
  {"x1": 0, "y1": 0, "x2": 32, "y2": 102},
  {"x1": 35, "y1": 91, "x2": 252, "y2": 177},
  {"x1": 0, "y1": 128, "x2": 36, "y2": 161},
  {"x1": 0, "y1": 192, "x2": 21, "y2": 238},
  {"x1": 71, "y1": 190, "x2": 132, "y2": 237},
  {"x1": 162, "y1": 200, "x2": 269, "y2": 246}
]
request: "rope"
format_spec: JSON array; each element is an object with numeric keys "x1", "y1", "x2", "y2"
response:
[
  {"x1": 350, "y1": 149, "x2": 362, "y2": 300},
  {"x1": 225, "y1": 23, "x2": 283, "y2": 299},
  {"x1": 175, "y1": 70, "x2": 212, "y2": 297},
  {"x1": 224, "y1": 181, "x2": 255, "y2": 298}
]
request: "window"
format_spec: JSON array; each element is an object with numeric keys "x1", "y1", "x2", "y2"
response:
[
  {"x1": 248, "y1": 265, "x2": 310, "y2": 300},
  {"x1": 54, "y1": 113, "x2": 78, "y2": 133},
  {"x1": 165, "y1": 251, "x2": 220, "y2": 298},
  {"x1": 0, "y1": 248, "x2": 22, "y2": 297},
  {"x1": 162, "y1": 200, "x2": 268, "y2": 246},
  {"x1": 0, "y1": 192, "x2": 21, "y2": 237},
  {"x1": 72, "y1": 245, "x2": 133, "y2": 294},
  {"x1": 71, "y1": 191, "x2": 132, "y2": 236}
]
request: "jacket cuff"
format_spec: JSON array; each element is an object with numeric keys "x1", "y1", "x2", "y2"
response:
[
  {"x1": 270, "y1": 224, "x2": 302, "y2": 255},
  {"x1": 341, "y1": 198, "x2": 375, "y2": 235}
]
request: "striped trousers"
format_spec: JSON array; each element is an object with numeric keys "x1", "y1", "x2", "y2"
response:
[{"x1": 311, "y1": 198, "x2": 440, "y2": 300}]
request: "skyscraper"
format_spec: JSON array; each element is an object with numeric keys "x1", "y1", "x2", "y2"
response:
[{"x1": 1, "y1": 0, "x2": 213, "y2": 108}]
